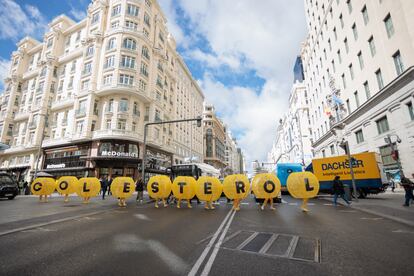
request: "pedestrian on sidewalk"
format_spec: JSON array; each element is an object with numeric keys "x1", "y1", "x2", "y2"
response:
[
  {"x1": 135, "y1": 177, "x2": 144, "y2": 203},
  {"x1": 101, "y1": 176, "x2": 108, "y2": 200},
  {"x1": 400, "y1": 176, "x2": 413, "y2": 207},
  {"x1": 107, "y1": 176, "x2": 113, "y2": 196},
  {"x1": 332, "y1": 176, "x2": 351, "y2": 206}
]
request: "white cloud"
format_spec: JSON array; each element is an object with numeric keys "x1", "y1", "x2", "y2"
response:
[
  {"x1": 69, "y1": 7, "x2": 87, "y2": 21},
  {"x1": 0, "y1": 58, "x2": 11, "y2": 91},
  {"x1": 199, "y1": 74, "x2": 287, "y2": 171},
  {"x1": 0, "y1": 0, "x2": 48, "y2": 41},
  {"x1": 165, "y1": 0, "x2": 307, "y2": 171}
]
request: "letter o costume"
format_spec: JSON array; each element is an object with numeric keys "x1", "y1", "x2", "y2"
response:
[
  {"x1": 252, "y1": 173, "x2": 281, "y2": 199},
  {"x1": 56, "y1": 176, "x2": 78, "y2": 195}
]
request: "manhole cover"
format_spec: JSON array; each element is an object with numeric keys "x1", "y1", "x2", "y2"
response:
[{"x1": 222, "y1": 231, "x2": 321, "y2": 263}]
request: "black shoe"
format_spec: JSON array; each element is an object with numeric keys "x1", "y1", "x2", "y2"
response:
[{"x1": 403, "y1": 204, "x2": 409, "y2": 207}]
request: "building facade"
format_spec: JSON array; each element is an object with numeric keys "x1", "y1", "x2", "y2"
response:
[
  {"x1": 203, "y1": 104, "x2": 227, "y2": 171},
  {"x1": 0, "y1": 0, "x2": 204, "y2": 182},
  {"x1": 301, "y1": 0, "x2": 414, "y2": 177},
  {"x1": 223, "y1": 128, "x2": 240, "y2": 175}
]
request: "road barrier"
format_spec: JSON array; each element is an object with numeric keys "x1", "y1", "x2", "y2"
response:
[{"x1": 30, "y1": 172, "x2": 320, "y2": 211}]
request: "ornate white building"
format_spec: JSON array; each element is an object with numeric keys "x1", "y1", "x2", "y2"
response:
[
  {"x1": 0, "y1": 0, "x2": 204, "y2": 181},
  {"x1": 301, "y1": 0, "x2": 414, "y2": 177}
]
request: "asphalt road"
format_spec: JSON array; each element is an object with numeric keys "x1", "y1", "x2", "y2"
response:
[{"x1": 0, "y1": 195, "x2": 413, "y2": 276}]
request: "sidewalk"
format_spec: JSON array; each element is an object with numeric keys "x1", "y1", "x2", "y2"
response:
[{"x1": 319, "y1": 190, "x2": 414, "y2": 227}]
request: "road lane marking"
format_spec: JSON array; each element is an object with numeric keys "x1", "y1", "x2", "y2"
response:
[
  {"x1": 200, "y1": 209, "x2": 237, "y2": 276},
  {"x1": 339, "y1": 210, "x2": 357, "y2": 213},
  {"x1": 188, "y1": 209, "x2": 234, "y2": 276},
  {"x1": 134, "y1": 214, "x2": 151, "y2": 221},
  {"x1": 360, "y1": 217, "x2": 383, "y2": 221},
  {"x1": 392, "y1": 229, "x2": 414, "y2": 234},
  {"x1": 0, "y1": 209, "x2": 111, "y2": 237},
  {"x1": 241, "y1": 202, "x2": 249, "y2": 205},
  {"x1": 282, "y1": 199, "x2": 288, "y2": 204},
  {"x1": 21, "y1": 227, "x2": 57, "y2": 233},
  {"x1": 288, "y1": 203, "x2": 298, "y2": 206},
  {"x1": 323, "y1": 203, "x2": 333, "y2": 206},
  {"x1": 147, "y1": 240, "x2": 188, "y2": 275}
]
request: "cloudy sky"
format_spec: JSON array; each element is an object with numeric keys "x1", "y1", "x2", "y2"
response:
[{"x1": 0, "y1": 0, "x2": 307, "y2": 172}]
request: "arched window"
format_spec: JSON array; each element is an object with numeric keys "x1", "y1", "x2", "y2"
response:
[
  {"x1": 123, "y1": 38, "x2": 136, "y2": 50},
  {"x1": 142, "y1": 46, "x2": 150, "y2": 59},
  {"x1": 107, "y1": 38, "x2": 116, "y2": 50}
]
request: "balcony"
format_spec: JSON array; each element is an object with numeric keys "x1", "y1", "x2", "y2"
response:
[
  {"x1": 75, "y1": 109, "x2": 86, "y2": 118},
  {"x1": 92, "y1": 129, "x2": 143, "y2": 141},
  {"x1": 51, "y1": 96, "x2": 74, "y2": 111},
  {"x1": 96, "y1": 84, "x2": 151, "y2": 103},
  {"x1": 42, "y1": 137, "x2": 72, "y2": 148},
  {"x1": 14, "y1": 110, "x2": 29, "y2": 121}
]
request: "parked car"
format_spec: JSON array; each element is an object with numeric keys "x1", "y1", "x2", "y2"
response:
[{"x1": 0, "y1": 173, "x2": 19, "y2": 200}]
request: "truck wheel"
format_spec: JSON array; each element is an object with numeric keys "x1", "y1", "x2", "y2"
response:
[{"x1": 357, "y1": 189, "x2": 367, "y2": 199}]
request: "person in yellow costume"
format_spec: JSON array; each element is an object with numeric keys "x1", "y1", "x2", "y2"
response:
[
  {"x1": 286, "y1": 172, "x2": 320, "y2": 212},
  {"x1": 76, "y1": 177, "x2": 101, "y2": 204},
  {"x1": 195, "y1": 176, "x2": 223, "y2": 210},
  {"x1": 147, "y1": 175, "x2": 172, "y2": 208},
  {"x1": 172, "y1": 176, "x2": 196, "y2": 208},
  {"x1": 56, "y1": 176, "x2": 78, "y2": 202},
  {"x1": 223, "y1": 174, "x2": 250, "y2": 211},
  {"x1": 31, "y1": 177, "x2": 56, "y2": 203},
  {"x1": 111, "y1": 177, "x2": 135, "y2": 207},
  {"x1": 252, "y1": 173, "x2": 281, "y2": 211}
]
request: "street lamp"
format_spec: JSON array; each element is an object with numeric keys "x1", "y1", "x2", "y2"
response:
[
  {"x1": 141, "y1": 116, "x2": 202, "y2": 182},
  {"x1": 384, "y1": 134, "x2": 403, "y2": 177}
]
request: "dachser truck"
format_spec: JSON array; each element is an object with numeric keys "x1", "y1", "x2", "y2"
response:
[{"x1": 308, "y1": 152, "x2": 388, "y2": 198}]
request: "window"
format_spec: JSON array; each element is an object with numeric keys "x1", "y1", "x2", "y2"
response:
[
  {"x1": 344, "y1": 38, "x2": 349, "y2": 53},
  {"x1": 133, "y1": 102, "x2": 139, "y2": 116},
  {"x1": 322, "y1": 150, "x2": 326, "y2": 158},
  {"x1": 330, "y1": 145, "x2": 335, "y2": 155},
  {"x1": 347, "y1": 0, "x2": 352, "y2": 13},
  {"x1": 355, "y1": 130, "x2": 364, "y2": 144},
  {"x1": 104, "y1": 55, "x2": 115, "y2": 69},
  {"x1": 144, "y1": 13, "x2": 151, "y2": 27},
  {"x1": 106, "y1": 119, "x2": 112, "y2": 129},
  {"x1": 76, "y1": 31, "x2": 81, "y2": 41},
  {"x1": 71, "y1": 60, "x2": 76, "y2": 72},
  {"x1": 119, "y1": 74, "x2": 134, "y2": 86},
  {"x1": 349, "y1": 63, "x2": 354, "y2": 80},
  {"x1": 333, "y1": 27, "x2": 337, "y2": 40},
  {"x1": 81, "y1": 79, "x2": 90, "y2": 90},
  {"x1": 407, "y1": 102, "x2": 414, "y2": 121},
  {"x1": 46, "y1": 38, "x2": 53, "y2": 49},
  {"x1": 119, "y1": 98, "x2": 128, "y2": 112},
  {"x1": 368, "y1": 36, "x2": 376, "y2": 56},
  {"x1": 120, "y1": 55, "x2": 135, "y2": 69},
  {"x1": 341, "y1": 73, "x2": 346, "y2": 89},
  {"x1": 91, "y1": 12, "x2": 100, "y2": 24},
  {"x1": 364, "y1": 81, "x2": 371, "y2": 99},
  {"x1": 357, "y1": 51, "x2": 364, "y2": 69},
  {"x1": 125, "y1": 20, "x2": 138, "y2": 30},
  {"x1": 354, "y1": 91, "x2": 360, "y2": 107},
  {"x1": 132, "y1": 122, "x2": 137, "y2": 132},
  {"x1": 86, "y1": 45, "x2": 94, "y2": 56},
  {"x1": 393, "y1": 51, "x2": 404, "y2": 76},
  {"x1": 352, "y1": 23, "x2": 358, "y2": 40},
  {"x1": 346, "y1": 99, "x2": 351, "y2": 114},
  {"x1": 111, "y1": 21, "x2": 120, "y2": 29},
  {"x1": 142, "y1": 46, "x2": 150, "y2": 59},
  {"x1": 123, "y1": 38, "x2": 137, "y2": 50},
  {"x1": 362, "y1": 5, "x2": 369, "y2": 25},
  {"x1": 376, "y1": 69, "x2": 384, "y2": 90},
  {"x1": 103, "y1": 74, "x2": 113, "y2": 85},
  {"x1": 337, "y1": 50, "x2": 342, "y2": 63},
  {"x1": 83, "y1": 62, "x2": 92, "y2": 74},
  {"x1": 139, "y1": 79, "x2": 147, "y2": 92},
  {"x1": 339, "y1": 14, "x2": 344, "y2": 29},
  {"x1": 108, "y1": 99, "x2": 114, "y2": 112},
  {"x1": 376, "y1": 116, "x2": 389, "y2": 134},
  {"x1": 107, "y1": 38, "x2": 116, "y2": 50},
  {"x1": 112, "y1": 4, "x2": 121, "y2": 17},
  {"x1": 76, "y1": 120, "x2": 84, "y2": 134},
  {"x1": 140, "y1": 62, "x2": 148, "y2": 77},
  {"x1": 384, "y1": 13, "x2": 394, "y2": 38},
  {"x1": 127, "y1": 4, "x2": 139, "y2": 16},
  {"x1": 68, "y1": 77, "x2": 74, "y2": 89}
]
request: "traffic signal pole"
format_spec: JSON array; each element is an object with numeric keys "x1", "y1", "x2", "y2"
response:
[
  {"x1": 140, "y1": 116, "x2": 202, "y2": 183},
  {"x1": 341, "y1": 140, "x2": 358, "y2": 202}
]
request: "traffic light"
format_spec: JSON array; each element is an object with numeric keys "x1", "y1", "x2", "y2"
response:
[
  {"x1": 339, "y1": 140, "x2": 349, "y2": 155},
  {"x1": 196, "y1": 116, "x2": 202, "y2": 127}
]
